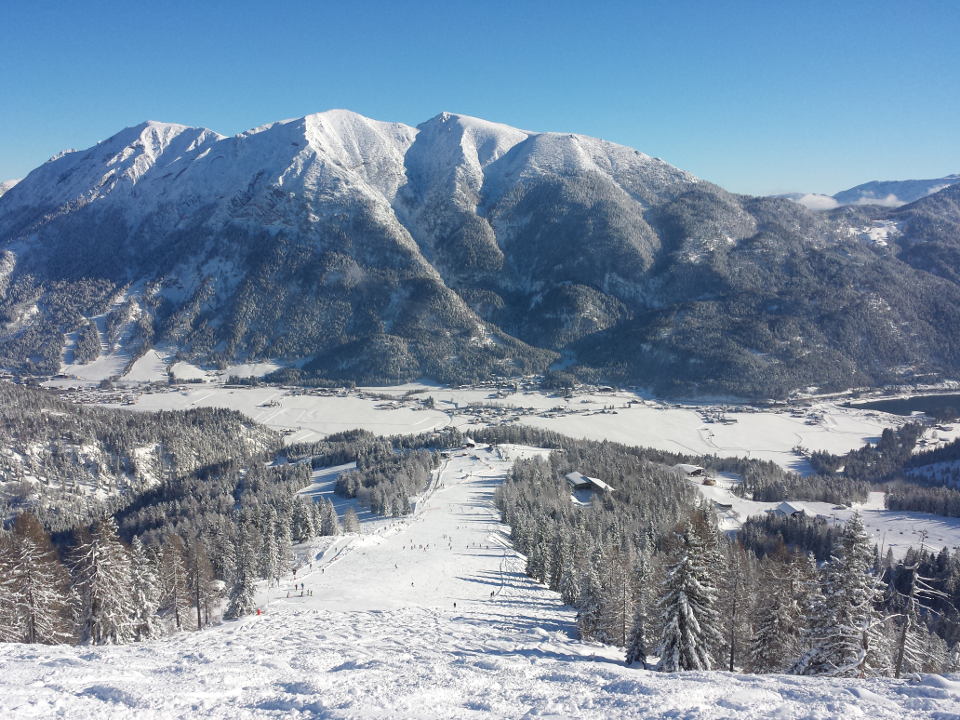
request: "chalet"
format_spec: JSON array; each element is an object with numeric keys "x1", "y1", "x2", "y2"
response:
[
  {"x1": 673, "y1": 463, "x2": 706, "y2": 477},
  {"x1": 565, "y1": 471, "x2": 593, "y2": 490},
  {"x1": 463, "y1": 436, "x2": 477, "y2": 449},
  {"x1": 770, "y1": 501, "x2": 805, "y2": 517},
  {"x1": 565, "y1": 471, "x2": 614, "y2": 493}
]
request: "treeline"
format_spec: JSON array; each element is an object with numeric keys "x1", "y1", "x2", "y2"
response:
[
  {"x1": 736, "y1": 470, "x2": 870, "y2": 505},
  {"x1": 886, "y1": 484, "x2": 960, "y2": 518}
]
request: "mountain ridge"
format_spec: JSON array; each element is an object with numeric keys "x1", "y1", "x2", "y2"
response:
[
  {"x1": 782, "y1": 173, "x2": 960, "y2": 211},
  {"x1": 3, "y1": 110, "x2": 960, "y2": 398}
]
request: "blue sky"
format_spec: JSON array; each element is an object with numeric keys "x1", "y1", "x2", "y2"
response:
[{"x1": 1, "y1": 0, "x2": 957, "y2": 195}]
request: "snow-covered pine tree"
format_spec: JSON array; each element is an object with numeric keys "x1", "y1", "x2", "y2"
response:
[
  {"x1": 655, "y1": 526, "x2": 723, "y2": 672},
  {"x1": 273, "y1": 513, "x2": 294, "y2": 580},
  {"x1": 320, "y1": 499, "x2": 341, "y2": 536},
  {"x1": 129, "y1": 536, "x2": 162, "y2": 641},
  {"x1": 342, "y1": 507, "x2": 361, "y2": 534},
  {"x1": 72, "y1": 518, "x2": 134, "y2": 645},
  {"x1": 290, "y1": 496, "x2": 315, "y2": 543},
  {"x1": 794, "y1": 513, "x2": 888, "y2": 677},
  {"x1": 311, "y1": 500, "x2": 325, "y2": 536},
  {"x1": 258, "y1": 524, "x2": 279, "y2": 582},
  {"x1": 549, "y1": 530, "x2": 571, "y2": 592},
  {"x1": 5, "y1": 513, "x2": 74, "y2": 644},
  {"x1": 525, "y1": 520, "x2": 551, "y2": 585},
  {"x1": 749, "y1": 554, "x2": 811, "y2": 673},
  {"x1": 625, "y1": 544, "x2": 652, "y2": 668},
  {"x1": 559, "y1": 555, "x2": 581, "y2": 607},
  {"x1": 225, "y1": 526, "x2": 257, "y2": 620},
  {"x1": 577, "y1": 543, "x2": 607, "y2": 643}
]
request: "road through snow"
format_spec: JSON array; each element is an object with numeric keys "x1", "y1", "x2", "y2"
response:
[{"x1": 1, "y1": 446, "x2": 957, "y2": 719}]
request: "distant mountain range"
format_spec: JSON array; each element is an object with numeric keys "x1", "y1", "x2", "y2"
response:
[
  {"x1": 2, "y1": 110, "x2": 960, "y2": 398},
  {"x1": 781, "y1": 174, "x2": 960, "y2": 211}
]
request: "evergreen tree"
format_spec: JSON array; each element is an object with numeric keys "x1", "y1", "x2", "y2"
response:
[
  {"x1": 794, "y1": 514, "x2": 888, "y2": 677},
  {"x1": 577, "y1": 544, "x2": 607, "y2": 642},
  {"x1": 225, "y1": 527, "x2": 257, "y2": 620},
  {"x1": 625, "y1": 546, "x2": 652, "y2": 668},
  {"x1": 749, "y1": 555, "x2": 809, "y2": 673},
  {"x1": 656, "y1": 527, "x2": 723, "y2": 672},
  {"x1": 320, "y1": 499, "x2": 341, "y2": 536},
  {"x1": 273, "y1": 515, "x2": 294, "y2": 581},
  {"x1": 129, "y1": 536, "x2": 162, "y2": 641},
  {"x1": 549, "y1": 531, "x2": 571, "y2": 592},
  {"x1": 290, "y1": 496, "x2": 315, "y2": 543},
  {"x1": 342, "y1": 507, "x2": 361, "y2": 534},
  {"x1": 258, "y1": 524, "x2": 279, "y2": 582},
  {"x1": 559, "y1": 558, "x2": 580, "y2": 607},
  {"x1": 72, "y1": 518, "x2": 134, "y2": 645},
  {"x1": 6, "y1": 513, "x2": 74, "y2": 644}
]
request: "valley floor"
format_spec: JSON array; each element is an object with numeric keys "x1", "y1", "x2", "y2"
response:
[
  {"x1": 1, "y1": 447, "x2": 957, "y2": 719},
  {"x1": 83, "y1": 381, "x2": 921, "y2": 476}
]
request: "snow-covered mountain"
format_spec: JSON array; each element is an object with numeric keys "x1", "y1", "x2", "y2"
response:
[
  {"x1": 782, "y1": 174, "x2": 960, "y2": 210},
  {"x1": 3, "y1": 111, "x2": 960, "y2": 397},
  {"x1": 834, "y1": 174, "x2": 960, "y2": 207},
  {"x1": 0, "y1": 178, "x2": 19, "y2": 198}
]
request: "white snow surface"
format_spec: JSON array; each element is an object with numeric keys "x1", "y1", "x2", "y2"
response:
[
  {"x1": 99, "y1": 384, "x2": 903, "y2": 473},
  {"x1": 0, "y1": 109, "x2": 699, "y2": 241},
  {"x1": 0, "y1": 178, "x2": 19, "y2": 197},
  {"x1": 1, "y1": 446, "x2": 955, "y2": 719}
]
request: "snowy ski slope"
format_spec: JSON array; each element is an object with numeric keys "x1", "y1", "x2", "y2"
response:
[{"x1": 0, "y1": 446, "x2": 957, "y2": 719}]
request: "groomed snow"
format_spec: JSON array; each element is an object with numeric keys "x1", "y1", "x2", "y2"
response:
[{"x1": 1, "y1": 446, "x2": 955, "y2": 719}]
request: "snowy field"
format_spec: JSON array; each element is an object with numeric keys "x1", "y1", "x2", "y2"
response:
[
  {"x1": 694, "y1": 478, "x2": 960, "y2": 560},
  {"x1": 88, "y1": 382, "x2": 906, "y2": 475},
  {"x1": 1, "y1": 446, "x2": 956, "y2": 720}
]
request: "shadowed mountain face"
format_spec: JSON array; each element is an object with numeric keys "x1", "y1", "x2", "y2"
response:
[{"x1": 2, "y1": 110, "x2": 960, "y2": 398}]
